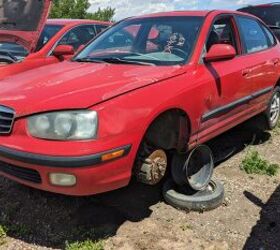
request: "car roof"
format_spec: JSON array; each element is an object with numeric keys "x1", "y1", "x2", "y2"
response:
[
  {"x1": 46, "y1": 19, "x2": 111, "y2": 26},
  {"x1": 127, "y1": 10, "x2": 255, "y2": 19}
]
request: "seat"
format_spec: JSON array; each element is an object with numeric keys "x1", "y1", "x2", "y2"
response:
[{"x1": 206, "y1": 30, "x2": 219, "y2": 51}]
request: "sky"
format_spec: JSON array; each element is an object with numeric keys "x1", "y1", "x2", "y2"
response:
[{"x1": 89, "y1": 0, "x2": 275, "y2": 20}]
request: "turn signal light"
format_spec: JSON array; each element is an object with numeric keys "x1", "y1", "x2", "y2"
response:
[{"x1": 101, "y1": 149, "x2": 125, "y2": 162}]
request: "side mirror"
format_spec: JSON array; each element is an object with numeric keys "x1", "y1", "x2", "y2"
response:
[
  {"x1": 53, "y1": 45, "x2": 75, "y2": 59},
  {"x1": 204, "y1": 44, "x2": 236, "y2": 63}
]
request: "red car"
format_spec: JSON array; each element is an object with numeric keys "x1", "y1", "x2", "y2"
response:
[
  {"x1": 0, "y1": 10, "x2": 279, "y2": 196},
  {"x1": 0, "y1": 1, "x2": 110, "y2": 79}
]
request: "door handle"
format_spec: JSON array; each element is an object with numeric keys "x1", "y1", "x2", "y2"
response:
[{"x1": 273, "y1": 58, "x2": 280, "y2": 66}]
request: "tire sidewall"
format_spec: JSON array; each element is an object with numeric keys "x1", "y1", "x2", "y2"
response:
[{"x1": 266, "y1": 87, "x2": 280, "y2": 130}]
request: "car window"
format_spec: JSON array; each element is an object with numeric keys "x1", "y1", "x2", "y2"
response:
[
  {"x1": 95, "y1": 25, "x2": 109, "y2": 34},
  {"x1": 206, "y1": 16, "x2": 238, "y2": 52},
  {"x1": 36, "y1": 25, "x2": 64, "y2": 52},
  {"x1": 262, "y1": 25, "x2": 276, "y2": 46},
  {"x1": 58, "y1": 25, "x2": 97, "y2": 50},
  {"x1": 0, "y1": 42, "x2": 28, "y2": 59},
  {"x1": 237, "y1": 16, "x2": 269, "y2": 54},
  {"x1": 75, "y1": 16, "x2": 204, "y2": 66}
]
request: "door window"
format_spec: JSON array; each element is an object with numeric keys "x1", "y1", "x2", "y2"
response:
[
  {"x1": 206, "y1": 16, "x2": 238, "y2": 52},
  {"x1": 58, "y1": 26, "x2": 97, "y2": 50},
  {"x1": 236, "y1": 16, "x2": 269, "y2": 53}
]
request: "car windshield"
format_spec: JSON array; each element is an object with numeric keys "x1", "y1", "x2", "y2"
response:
[
  {"x1": 0, "y1": 42, "x2": 28, "y2": 60},
  {"x1": 35, "y1": 24, "x2": 64, "y2": 51},
  {"x1": 239, "y1": 6, "x2": 280, "y2": 27},
  {"x1": 74, "y1": 16, "x2": 204, "y2": 66}
]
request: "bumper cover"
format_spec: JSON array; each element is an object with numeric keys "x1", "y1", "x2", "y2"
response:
[{"x1": 0, "y1": 145, "x2": 131, "y2": 168}]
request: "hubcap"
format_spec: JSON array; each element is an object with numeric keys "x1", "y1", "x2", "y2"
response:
[{"x1": 270, "y1": 92, "x2": 280, "y2": 126}]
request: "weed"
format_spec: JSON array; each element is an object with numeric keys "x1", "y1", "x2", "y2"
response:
[
  {"x1": 241, "y1": 151, "x2": 279, "y2": 176},
  {"x1": 0, "y1": 225, "x2": 7, "y2": 246},
  {"x1": 65, "y1": 240, "x2": 104, "y2": 250}
]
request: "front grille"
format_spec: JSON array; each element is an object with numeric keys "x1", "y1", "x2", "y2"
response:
[
  {"x1": 0, "y1": 105, "x2": 15, "y2": 134},
  {"x1": 0, "y1": 161, "x2": 42, "y2": 184}
]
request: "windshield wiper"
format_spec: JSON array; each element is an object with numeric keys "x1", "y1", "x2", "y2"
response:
[
  {"x1": 74, "y1": 57, "x2": 105, "y2": 63},
  {"x1": 0, "y1": 51, "x2": 18, "y2": 62},
  {"x1": 99, "y1": 57, "x2": 155, "y2": 66}
]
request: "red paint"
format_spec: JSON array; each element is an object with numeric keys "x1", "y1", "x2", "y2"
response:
[{"x1": 0, "y1": 10, "x2": 279, "y2": 196}]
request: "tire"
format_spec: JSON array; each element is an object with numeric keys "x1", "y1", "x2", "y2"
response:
[
  {"x1": 162, "y1": 179, "x2": 224, "y2": 212},
  {"x1": 264, "y1": 86, "x2": 280, "y2": 130}
]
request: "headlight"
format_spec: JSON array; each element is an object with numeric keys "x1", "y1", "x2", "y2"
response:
[{"x1": 27, "y1": 111, "x2": 98, "y2": 140}]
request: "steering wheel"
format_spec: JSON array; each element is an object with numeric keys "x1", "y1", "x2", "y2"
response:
[{"x1": 170, "y1": 47, "x2": 189, "y2": 58}]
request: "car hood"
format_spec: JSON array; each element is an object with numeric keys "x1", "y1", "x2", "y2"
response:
[
  {"x1": 0, "y1": 0, "x2": 52, "y2": 53},
  {"x1": 0, "y1": 61, "x2": 186, "y2": 117}
]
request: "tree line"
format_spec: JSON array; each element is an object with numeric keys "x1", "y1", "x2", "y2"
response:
[{"x1": 50, "y1": 0, "x2": 115, "y2": 22}]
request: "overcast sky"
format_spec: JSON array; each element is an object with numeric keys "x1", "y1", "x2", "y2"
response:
[{"x1": 89, "y1": 0, "x2": 274, "y2": 20}]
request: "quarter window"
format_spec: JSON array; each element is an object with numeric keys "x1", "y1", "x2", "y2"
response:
[{"x1": 237, "y1": 16, "x2": 269, "y2": 53}]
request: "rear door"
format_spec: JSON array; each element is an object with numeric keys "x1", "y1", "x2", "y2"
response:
[{"x1": 235, "y1": 15, "x2": 279, "y2": 109}]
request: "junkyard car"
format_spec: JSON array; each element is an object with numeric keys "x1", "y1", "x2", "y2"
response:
[
  {"x1": 0, "y1": 0, "x2": 110, "y2": 79},
  {"x1": 238, "y1": 3, "x2": 280, "y2": 40},
  {"x1": 0, "y1": 10, "x2": 279, "y2": 196}
]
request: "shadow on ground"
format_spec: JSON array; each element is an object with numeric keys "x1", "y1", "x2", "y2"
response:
[
  {"x1": 243, "y1": 185, "x2": 280, "y2": 250},
  {"x1": 0, "y1": 115, "x2": 273, "y2": 248},
  {"x1": 207, "y1": 115, "x2": 271, "y2": 165}
]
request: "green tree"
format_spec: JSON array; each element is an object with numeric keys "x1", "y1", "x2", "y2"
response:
[{"x1": 50, "y1": 0, "x2": 115, "y2": 21}]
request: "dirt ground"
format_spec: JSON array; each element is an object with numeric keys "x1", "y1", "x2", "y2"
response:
[{"x1": 1, "y1": 116, "x2": 280, "y2": 250}]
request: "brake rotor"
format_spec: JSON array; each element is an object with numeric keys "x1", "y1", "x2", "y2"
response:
[{"x1": 136, "y1": 149, "x2": 168, "y2": 185}]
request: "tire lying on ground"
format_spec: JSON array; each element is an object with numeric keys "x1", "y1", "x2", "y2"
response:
[{"x1": 163, "y1": 179, "x2": 225, "y2": 212}]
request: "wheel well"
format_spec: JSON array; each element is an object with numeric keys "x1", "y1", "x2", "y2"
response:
[{"x1": 143, "y1": 109, "x2": 190, "y2": 152}]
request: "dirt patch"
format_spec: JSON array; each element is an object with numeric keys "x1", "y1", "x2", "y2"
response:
[{"x1": 1, "y1": 117, "x2": 280, "y2": 250}]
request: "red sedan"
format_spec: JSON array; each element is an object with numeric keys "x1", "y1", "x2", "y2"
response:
[
  {"x1": 0, "y1": 1, "x2": 110, "y2": 79},
  {"x1": 0, "y1": 10, "x2": 279, "y2": 196}
]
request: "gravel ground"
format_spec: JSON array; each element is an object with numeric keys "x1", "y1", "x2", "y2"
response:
[{"x1": 0, "y1": 116, "x2": 280, "y2": 250}]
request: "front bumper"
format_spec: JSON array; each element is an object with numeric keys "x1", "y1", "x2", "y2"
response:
[{"x1": 0, "y1": 145, "x2": 134, "y2": 196}]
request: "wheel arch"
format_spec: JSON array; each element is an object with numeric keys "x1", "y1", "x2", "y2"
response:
[{"x1": 139, "y1": 107, "x2": 192, "y2": 153}]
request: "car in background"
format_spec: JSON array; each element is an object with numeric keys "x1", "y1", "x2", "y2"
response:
[
  {"x1": 238, "y1": 3, "x2": 280, "y2": 40},
  {"x1": 0, "y1": 0, "x2": 111, "y2": 79},
  {"x1": 0, "y1": 10, "x2": 279, "y2": 196}
]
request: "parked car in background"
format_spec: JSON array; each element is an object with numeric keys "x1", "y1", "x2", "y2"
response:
[
  {"x1": 0, "y1": 10, "x2": 279, "y2": 196},
  {"x1": 0, "y1": 0, "x2": 111, "y2": 79},
  {"x1": 238, "y1": 3, "x2": 280, "y2": 40}
]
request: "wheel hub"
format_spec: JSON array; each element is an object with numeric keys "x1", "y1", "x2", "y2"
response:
[{"x1": 136, "y1": 149, "x2": 168, "y2": 185}]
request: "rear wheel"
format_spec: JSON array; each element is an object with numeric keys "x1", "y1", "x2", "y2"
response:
[{"x1": 265, "y1": 87, "x2": 280, "y2": 130}]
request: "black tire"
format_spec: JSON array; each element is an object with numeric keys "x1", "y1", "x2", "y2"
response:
[
  {"x1": 162, "y1": 179, "x2": 224, "y2": 212},
  {"x1": 264, "y1": 86, "x2": 280, "y2": 130}
]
